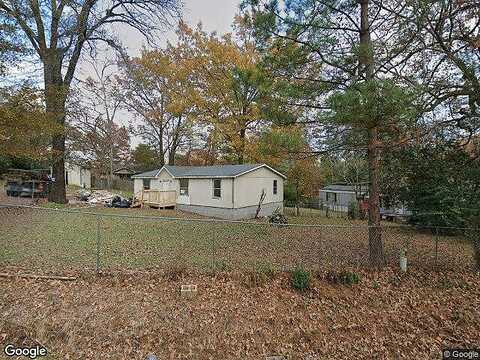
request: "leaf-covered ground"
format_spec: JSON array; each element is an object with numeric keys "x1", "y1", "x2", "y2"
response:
[{"x1": 1, "y1": 268, "x2": 479, "y2": 360}]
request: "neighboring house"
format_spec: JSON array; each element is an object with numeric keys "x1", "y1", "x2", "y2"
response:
[
  {"x1": 319, "y1": 183, "x2": 411, "y2": 219},
  {"x1": 319, "y1": 184, "x2": 368, "y2": 212},
  {"x1": 65, "y1": 163, "x2": 91, "y2": 189},
  {"x1": 113, "y1": 167, "x2": 136, "y2": 179},
  {"x1": 132, "y1": 164, "x2": 286, "y2": 220}
]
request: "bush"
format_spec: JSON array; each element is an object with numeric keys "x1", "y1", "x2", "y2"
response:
[
  {"x1": 326, "y1": 270, "x2": 360, "y2": 285},
  {"x1": 268, "y1": 207, "x2": 288, "y2": 225},
  {"x1": 291, "y1": 266, "x2": 311, "y2": 291},
  {"x1": 347, "y1": 201, "x2": 360, "y2": 220}
]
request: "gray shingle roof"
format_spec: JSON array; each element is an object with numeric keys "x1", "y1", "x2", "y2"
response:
[
  {"x1": 132, "y1": 169, "x2": 159, "y2": 178},
  {"x1": 132, "y1": 164, "x2": 286, "y2": 179}
]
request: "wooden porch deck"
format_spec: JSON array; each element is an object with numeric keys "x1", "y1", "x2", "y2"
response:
[{"x1": 135, "y1": 190, "x2": 176, "y2": 208}]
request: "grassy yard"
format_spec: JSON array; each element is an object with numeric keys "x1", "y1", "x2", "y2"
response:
[
  {"x1": 0, "y1": 204, "x2": 475, "y2": 273},
  {"x1": 0, "y1": 201, "x2": 478, "y2": 359}
]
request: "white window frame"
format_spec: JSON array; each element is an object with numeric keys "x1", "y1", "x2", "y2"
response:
[
  {"x1": 179, "y1": 178, "x2": 189, "y2": 196},
  {"x1": 212, "y1": 179, "x2": 221, "y2": 199}
]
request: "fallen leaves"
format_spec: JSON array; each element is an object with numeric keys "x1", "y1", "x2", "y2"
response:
[{"x1": 0, "y1": 268, "x2": 478, "y2": 359}]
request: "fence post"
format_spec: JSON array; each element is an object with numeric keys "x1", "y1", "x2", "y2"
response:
[
  {"x1": 96, "y1": 214, "x2": 101, "y2": 274},
  {"x1": 434, "y1": 227, "x2": 439, "y2": 269}
]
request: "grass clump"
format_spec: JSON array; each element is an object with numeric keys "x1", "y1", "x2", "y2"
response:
[
  {"x1": 243, "y1": 263, "x2": 276, "y2": 288},
  {"x1": 291, "y1": 266, "x2": 311, "y2": 291},
  {"x1": 326, "y1": 270, "x2": 360, "y2": 285}
]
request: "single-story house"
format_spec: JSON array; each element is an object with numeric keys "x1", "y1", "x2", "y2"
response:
[
  {"x1": 132, "y1": 164, "x2": 286, "y2": 220},
  {"x1": 65, "y1": 163, "x2": 91, "y2": 189},
  {"x1": 319, "y1": 184, "x2": 368, "y2": 212},
  {"x1": 319, "y1": 183, "x2": 411, "y2": 218}
]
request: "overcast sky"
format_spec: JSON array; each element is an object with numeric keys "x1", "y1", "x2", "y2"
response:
[
  {"x1": 120, "y1": 0, "x2": 241, "y2": 56},
  {"x1": 76, "y1": 0, "x2": 242, "y2": 147}
]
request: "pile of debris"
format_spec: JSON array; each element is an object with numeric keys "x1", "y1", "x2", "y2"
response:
[{"x1": 76, "y1": 190, "x2": 131, "y2": 208}]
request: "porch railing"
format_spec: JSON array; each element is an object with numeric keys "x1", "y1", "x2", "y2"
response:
[{"x1": 136, "y1": 190, "x2": 176, "y2": 207}]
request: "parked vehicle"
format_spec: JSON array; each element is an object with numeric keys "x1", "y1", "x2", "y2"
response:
[
  {"x1": 3, "y1": 169, "x2": 51, "y2": 198},
  {"x1": 5, "y1": 181, "x2": 23, "y2": 196}
]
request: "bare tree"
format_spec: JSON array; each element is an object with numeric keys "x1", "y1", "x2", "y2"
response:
[
  {"x1": 68, "y1": 56, "x2": 130, "y2": 188},
  {"x1": 117, "y1": 50, "x2": 194, "y2": 165},
  {"x1": 0, "y1": 0, "x2": 181, "y2": 202}
]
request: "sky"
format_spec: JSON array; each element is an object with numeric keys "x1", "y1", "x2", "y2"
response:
[
  {"x1": 116, "y1": 0, "x2": 240, "y2": 57},
  {"x1": 77, "y1": 0, "x2": 242, "y2": 148}
]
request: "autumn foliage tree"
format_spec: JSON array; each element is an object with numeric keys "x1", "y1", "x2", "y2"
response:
[
  {"x1": 255, "y1": 126, "x2": 322, "y2": 206},
  {"x1": 174, "y1": 23, "x2": 274, "y2": 164},
  {"x1": 0, "y1": 0, "x2": 180, "y2": 203},
  {"x1": 118, "y1": 46, "x2": 195, "y2": 166},
  {"x1": 0, "y1": 85, "x2": 61, "y2": 161}
]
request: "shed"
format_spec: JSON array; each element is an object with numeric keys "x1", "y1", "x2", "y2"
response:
[
  {"x1": 319, "y1": 184, "x2": 368, "y2": 212},
  {"x1": 65, "y1": 163, "x2": 91, "y2": 189}
]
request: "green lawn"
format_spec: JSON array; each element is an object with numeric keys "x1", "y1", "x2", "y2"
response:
[{"x1": 0, "y1": 205, "x2": 475, "y2": 274}]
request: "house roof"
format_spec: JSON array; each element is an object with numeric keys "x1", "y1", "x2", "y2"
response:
[
  {"x1": 132, "y1": 164, "x2": 286, "y2": 179},
  {"x1": 113, "y1": 167, "x2": 135, "y2": 175},
  {"x1": 132, "y1": 169, "x2": 159, "y2": 178},
  {"x1": 321, "y1": 184, "x2": 369, "y2": 193}
]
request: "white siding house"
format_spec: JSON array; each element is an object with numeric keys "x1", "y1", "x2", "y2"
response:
[
  {"x1": 65, "y1": 163, "x2": 91, "y2": 189},
  {"x1": 132, "y1": 164, "x2": 285, "y2": 220}
]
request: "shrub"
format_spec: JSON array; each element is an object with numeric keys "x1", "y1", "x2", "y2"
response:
[
  {"x1": 347, "y1": 201, "x2": 360, "y2": 220},
  {"x1": 291, "y1": 266, "x2": 311, "y2": 291},
  {"x1": 268, "y1": 207, "x2": 288, "y2": 225},
  {"x1": 209, "y1": 260, "x2": 231, "y2": 273},
  {"x1": 467, "y1": 216, "x2": 480, "y2": 271}
]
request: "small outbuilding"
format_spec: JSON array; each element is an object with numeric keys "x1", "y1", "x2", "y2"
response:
[
  {"x1": 132, "y1": 164, "x2": 286, "y2": 220},
  {"x1": 113, "y1": 167, "x2": 136, "y2": 179},
  {"x1": 65, "y1": 163, "x2": 91, "y2": 189},
  {"x1": 319, "y1": 184, "x2": 368, "y2": 212}
]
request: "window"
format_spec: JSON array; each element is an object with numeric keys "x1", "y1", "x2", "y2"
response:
[
  {"x1": 213, "y1": 179, "x2": 221, "y2": 198},
  {"x1": 326, "y1": 192, "x2": 337, "y2": 203},
  {"x1": 273, "y1": 180, "x2": 278, "y2": 195},
  {"x1": 179, "y1": 179, "x2": 189, "y2": 195},
  {"x1": 142, "y1": 178, "x2": 150, "y2": 190}
]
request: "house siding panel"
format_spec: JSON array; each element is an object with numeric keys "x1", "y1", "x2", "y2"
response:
[{"x1": 234, "y1": 167, "x2": 284, "y2": 208}]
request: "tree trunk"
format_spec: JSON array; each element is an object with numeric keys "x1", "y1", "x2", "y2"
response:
[
  {"x1": 109, "y1": 145, "x2": 114, "y2": 190},
  {"x1": 367, "y1": 127, "x2": 384, "y2": 266},
  {"x1": 168, "y1": 146, "x2": 176, "y2": 165},
  {"x1": 360, "y1": 0, "x2": 385, "y2": 267},
  {"x1": 45, "y1": 53, "x2": 67, "y2": 204},
  {"x1": 238, "y1": 128, "x2": 246, "y2": 164}
]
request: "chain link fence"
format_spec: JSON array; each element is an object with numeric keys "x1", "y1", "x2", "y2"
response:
[{"x1": 0, "y1": 204, "x2": 478, "y2": 274}]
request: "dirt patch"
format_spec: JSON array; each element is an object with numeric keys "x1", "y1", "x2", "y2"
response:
[{"x1": 0, "y1": 268, "x2": 478, "y2": 359}]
